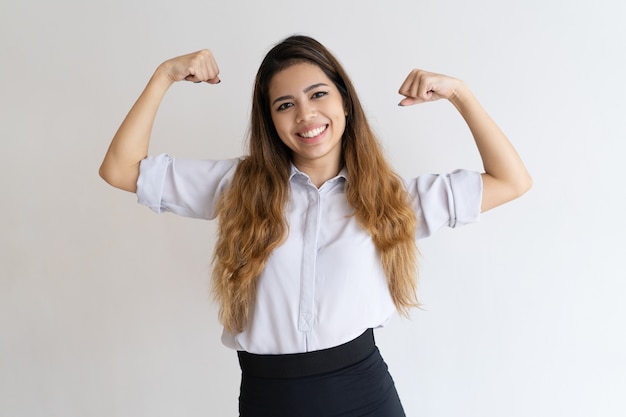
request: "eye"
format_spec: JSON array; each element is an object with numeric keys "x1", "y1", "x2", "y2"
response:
[
  {"x1": 311, "y1": 91, "x2": 328, "y2": 99},
  {"x1": 276, "y1": 102, "x2": 293, "y2": 111}
]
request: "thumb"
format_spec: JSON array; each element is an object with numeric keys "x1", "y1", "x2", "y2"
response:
[{"x1": 398, "y1": 97, "x2": 423, "y2": 107}]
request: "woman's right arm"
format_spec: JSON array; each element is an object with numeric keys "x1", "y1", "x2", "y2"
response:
[{"x1": 99, "y1": 50, "x2": 221, "y2": 192}]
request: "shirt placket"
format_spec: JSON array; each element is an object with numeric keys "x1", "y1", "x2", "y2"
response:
[{"x1": 298, "y1": 183, "x2": 322, "y2": 346}]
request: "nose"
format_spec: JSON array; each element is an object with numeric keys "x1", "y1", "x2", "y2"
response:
[{"x1": 296, "y1": 101, "x2": 316, "y2": 123}]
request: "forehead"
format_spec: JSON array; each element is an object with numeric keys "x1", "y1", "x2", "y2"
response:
[{"x1": 268, "y1": 62, "x2": 334, "y2": 98}]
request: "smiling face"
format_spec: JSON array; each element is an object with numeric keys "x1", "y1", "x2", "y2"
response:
[{"x1": 268, "y1": 62, "x2": 347, "y2": 182}]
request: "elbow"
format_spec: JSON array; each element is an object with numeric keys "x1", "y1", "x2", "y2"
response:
[
  {"x1": 98, "y1": 162, "x2": 138, "y2": 193},
  {"x1": 98, "y1": 163, "x2": 109, "y2": 183},
  {"x1": 516, "y1": 172, "x2": 533, "y2": 197},
  {"x1": 506, "y1": 173, "x2": 533, "y2": 202},
  {"x1": 98, "y1": 162, "x2": 117, "y2": 187}
]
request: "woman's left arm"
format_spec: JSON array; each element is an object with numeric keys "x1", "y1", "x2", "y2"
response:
[{"x1": 399, "y1": 69, "x2": 532, "y2": 212}]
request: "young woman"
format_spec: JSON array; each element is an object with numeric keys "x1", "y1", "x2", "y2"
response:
[{"x1": 100, "y1": 35, "x2": 531, "y2": 417}]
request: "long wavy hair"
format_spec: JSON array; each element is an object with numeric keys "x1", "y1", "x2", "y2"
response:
[{"x1": 212, "y1": 35, "x2": 419, "y2": 333}]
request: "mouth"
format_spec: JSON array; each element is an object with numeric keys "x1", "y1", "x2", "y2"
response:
[{"x1": 297, "y1": 125, "x2": 328, "y2": 139}]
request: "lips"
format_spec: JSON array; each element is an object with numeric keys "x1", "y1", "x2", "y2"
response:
[{"x1": 297, "y1": 125, "x2": 327, "y2": 138}]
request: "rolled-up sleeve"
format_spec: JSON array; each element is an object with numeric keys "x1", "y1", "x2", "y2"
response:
[
  {"x1": 136, "y1": 153, "x2": 239, "y2": 220},
  {"x1": 405, "y1": 169, "x2": 483, "y2": 239}
]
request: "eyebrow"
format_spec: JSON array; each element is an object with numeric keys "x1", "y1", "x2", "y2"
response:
[{"x1": 271, "y1": 83, "x2": 330, "y2": 106}]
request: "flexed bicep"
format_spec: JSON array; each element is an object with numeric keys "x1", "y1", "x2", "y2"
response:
[{"x1": 99, "y1": 49, "x2": 222, "y2": 192}]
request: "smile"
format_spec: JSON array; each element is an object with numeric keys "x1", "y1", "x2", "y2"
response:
[{"x1": 297, "y1": 125, "x2": 327, "y2": 138}]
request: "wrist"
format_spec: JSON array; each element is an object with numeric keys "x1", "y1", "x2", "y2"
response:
[
  {"x1": 152, "y1": 63, "x2": 177, "y2": 87},
  {"x1": 448, "y1": 81, "x2": 475, "y2": 108}
]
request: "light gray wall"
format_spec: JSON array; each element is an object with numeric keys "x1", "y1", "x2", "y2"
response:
[{"x1": 2, "y1": 0, "x2": 625, "y2": 416}]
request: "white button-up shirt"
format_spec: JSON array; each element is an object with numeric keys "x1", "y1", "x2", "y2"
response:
[{"x1": 137, "y1": 154, "x2": 482, "y2": 354}]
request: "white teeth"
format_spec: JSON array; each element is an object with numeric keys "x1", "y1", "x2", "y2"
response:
[{"x1": 299, "y1": 125, "x2": 326, "y2": 138}]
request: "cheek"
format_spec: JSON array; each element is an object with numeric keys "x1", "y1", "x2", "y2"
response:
[
  {"x1": 271, "y1": 118, "x2": 292, "y2": 146},
  {"x1": 335, "y1": 113, "x2": 347, "y2": 136},
  {"x1": 270, "y1": 114, "x2": 287, "y2": 135}
]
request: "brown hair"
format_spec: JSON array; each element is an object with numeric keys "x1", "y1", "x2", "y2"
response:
[{"x1": 212, "y1": 35, "x2": 419, "y2": 333}]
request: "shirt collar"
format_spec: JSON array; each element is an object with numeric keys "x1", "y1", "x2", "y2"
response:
[{"x1": 289, "y1": 164, "x2": 347, "y2": 185}]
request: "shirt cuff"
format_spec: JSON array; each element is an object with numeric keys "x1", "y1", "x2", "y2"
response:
[
  {"x1": 136, "y1": 153, "x2": 172, "y2": 213},
  {"x1": 448, "y1": 169, "x2": 482, "y2": 227}
]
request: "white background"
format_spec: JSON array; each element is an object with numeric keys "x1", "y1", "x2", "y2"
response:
[{"x1": 2, "y1": 0, "x2": 625, "y2": 416}]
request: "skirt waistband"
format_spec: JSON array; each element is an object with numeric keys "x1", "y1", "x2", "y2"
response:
[{"x1": 237, "y1": 329, "x2": 375, "y2": 379}]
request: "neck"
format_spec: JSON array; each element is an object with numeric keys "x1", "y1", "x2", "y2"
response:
[{"x1": 293, "y1": 159, "x2": 341, "y2": 188}]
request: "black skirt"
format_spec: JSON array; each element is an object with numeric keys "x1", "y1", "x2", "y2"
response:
[{"x1": 237, "y1": 329, "x2": 406, "y2": 417}]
